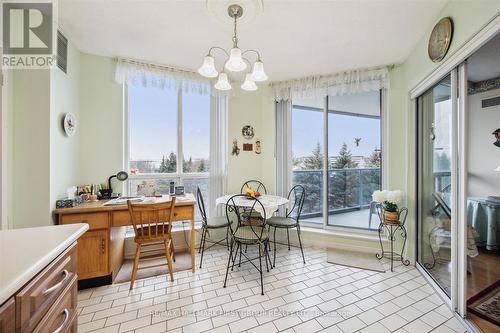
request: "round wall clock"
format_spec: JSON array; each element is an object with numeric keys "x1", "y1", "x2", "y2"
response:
[
  {"x1": 428, "y1": 17, "x2": 453, "y2": 63},
  {"x1": 242, "y1": 125, "x2": 255, "y2": 140},
  {"x1": 63, "y1": 113, "x2": 77, "y2": 136}
]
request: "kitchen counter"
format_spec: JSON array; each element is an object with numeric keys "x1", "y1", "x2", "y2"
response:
[{"x1": 0, "y1": 223, "x2": 88, "y2": 305}]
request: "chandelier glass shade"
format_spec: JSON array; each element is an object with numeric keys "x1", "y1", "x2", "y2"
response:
[
  {"x1": 214, "y1": 72, "x2": 232, "y2": 91},
  {"x1": 198, "y1": 4, "x2": 267, "y2": 91}
]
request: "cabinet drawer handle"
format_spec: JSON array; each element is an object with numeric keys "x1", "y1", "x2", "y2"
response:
[
  {"x1": 43, "y1": 270, "x2": 69, "y2": 296},
  {"x1": 101, "y1": 238, "x2": 105, "y2": 254},
  {"x1": 52, "y1": 308, "x2": 69, "y2": 333}
]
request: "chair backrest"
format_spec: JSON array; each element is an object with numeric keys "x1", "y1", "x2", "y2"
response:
[
  {"x1": 196, "y1": 187, "x2": 208, "y2": 225},
  {"x1": 127, "y1": 197, "x2": 176, "y2": 239},
  {"x1": 240, "y1": 180, "x2": 267, "y2": 195},
  {"x1": 225, "y1": 194, "x2": 267, "y2": 241},
  {"x1": 287, "y1": 185, "x2": 305, "y2": 220}
]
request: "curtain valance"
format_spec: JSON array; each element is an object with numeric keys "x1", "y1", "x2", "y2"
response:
[
  {"x1": 270, "y1": 66, "x2": 390, "y2": 102},
  {"x1": 115, "y1": 58, "x2": 211, "y2": 95}
]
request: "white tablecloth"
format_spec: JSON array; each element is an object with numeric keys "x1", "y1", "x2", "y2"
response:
[{"x1": 215, "y1": 194, "x2": 289, "y2": 218}]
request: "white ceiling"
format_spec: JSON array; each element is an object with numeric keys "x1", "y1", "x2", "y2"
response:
[
  {"x1": 59, "y1": 0, "x2": 449, "y2": 82},
  {"x1": 467, "y1": 33, "x2": 500, "y2": 82}
]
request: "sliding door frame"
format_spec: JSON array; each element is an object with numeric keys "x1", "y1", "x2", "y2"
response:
[
  {"x1": 457, "y1": 62, "x2": 468, "y2": 317},
  {"x1": 410, "y1": 13, "x2": 499, "y2": 331},
  {"x1": 415, "y1": 69, "x2": 458, "y2": 309}
]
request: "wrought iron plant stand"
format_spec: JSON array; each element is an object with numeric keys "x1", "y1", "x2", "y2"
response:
[{"x1": 376, "y1": 205, "x2": 410, "y2": 272}]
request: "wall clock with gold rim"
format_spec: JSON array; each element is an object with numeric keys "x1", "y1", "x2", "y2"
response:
[{"x1": 428, "y1": 17, "x2": 453, "y2": 63}]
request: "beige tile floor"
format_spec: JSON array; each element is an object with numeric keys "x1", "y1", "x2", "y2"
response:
[{"x1": 76, "y1": 244, "x2": 468, "y2": 333}]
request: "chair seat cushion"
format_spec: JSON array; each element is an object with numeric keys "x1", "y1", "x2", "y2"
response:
[
  {"x1": 206, "y1": 216, "x2": 230, "y2": 228},
  {"x1": 233, "y1": 226, "x2": 269, "y2": 243},
  {"x1": 267, "y1": 216, "x2": 297, "y2": 227},
  {"x1": 135, "y1": 224, "x2": 170, "y2": 242}
]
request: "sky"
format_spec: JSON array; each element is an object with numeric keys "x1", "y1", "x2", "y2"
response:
[
  {"x1": 129, "y1": 84, "x2": 381, "y2": 162},
  {"x1": 292, "y1": 108, "x2": 381, "y2": 158},
  {"x1": 129, "y1": 85, "x2": 210, "y2": 161}
]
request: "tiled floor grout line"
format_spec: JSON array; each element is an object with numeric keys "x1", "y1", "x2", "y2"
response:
[{"x1": 77, "y1": 245, "x2": 465, "y2": 333}]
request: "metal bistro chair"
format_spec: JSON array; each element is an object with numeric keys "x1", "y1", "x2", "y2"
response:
[
  {"x1": 240, "y1": 180, "x2": 268, "y2": 195},
  {"x1": 127, "y1": 197, "x2": 176, "y2": 290},
  {"x1": 223, "y1": 194, "x2": 272, "y2": 295},
  {"x1": 267, "y1": 185, "x2": 306, "y2": 267},
  {"x1": 197, "y1": 187, "x2": 231, "y2": 268},
  {"x1": 240, "y1": 180, "x2": 268, "y2": 253}
]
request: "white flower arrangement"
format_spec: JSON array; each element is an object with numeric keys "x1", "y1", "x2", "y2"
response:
[{"x1": 372, "y1": 190, "x2": 403, "y2": 212}]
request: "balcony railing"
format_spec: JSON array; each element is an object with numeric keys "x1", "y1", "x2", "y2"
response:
[{"x1": 293, "y1": 168, "x2": 381, "y2": 219}]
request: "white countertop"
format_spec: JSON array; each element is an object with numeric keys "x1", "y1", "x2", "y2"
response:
[{"x1": 0, "y1": 223, "x2": 89, "y2": 305}]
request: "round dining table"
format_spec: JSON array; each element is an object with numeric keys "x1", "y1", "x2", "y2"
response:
[{"x1": 215, "y1": 194, "x2": 289, "y2": 219}]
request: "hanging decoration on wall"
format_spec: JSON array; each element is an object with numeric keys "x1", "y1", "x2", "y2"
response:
[
  {"x1": 232, "y1": 139, "x2": 240, "y2": 156},
  {"x1": 255, "y1": 140, "x2": 261, "y2": 154},
  {"x1": 63, "y1": 113, "x2": 77, "y2": 136},
  {"x1": 243, "y1": 143, "x2": 253, "y2": 151},
  {"x1": 242, "y1": 125, "x2": 255, "y2": 139},
  {"x1": 493, "y1": 128, "x2": 500, "y2": 148}
]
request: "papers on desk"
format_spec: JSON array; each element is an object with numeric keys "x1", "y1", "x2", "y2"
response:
[
  {"x1": 103, "y1": 197, "x2": 144, "y2": 206},
  {"x1": 174, "y1": 195, "x2": 191, "y2": 202}
]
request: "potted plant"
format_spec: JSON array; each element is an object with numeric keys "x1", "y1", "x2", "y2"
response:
[{"x1": 372, "y1": 190, "x2": 404, "y2": 224}]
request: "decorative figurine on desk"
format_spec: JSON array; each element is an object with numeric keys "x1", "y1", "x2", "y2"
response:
[{"x1": 372, "y1": 190, "x2": 410, "y2": 271}]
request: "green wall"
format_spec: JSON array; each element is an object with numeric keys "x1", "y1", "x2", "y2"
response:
[
  {"x1": 388, "y1": 0, "x2": 500, "y2": 259},
  {"x1": 6, "y1": 1, "x2": 500, "y2": 253}
]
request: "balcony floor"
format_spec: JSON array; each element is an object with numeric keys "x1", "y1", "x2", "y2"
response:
[{"x1": 302, "y1": 208, "x2": 379, "y2": 230}]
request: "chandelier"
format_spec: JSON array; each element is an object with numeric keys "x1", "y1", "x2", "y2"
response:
[{"x1": 198, "y1": 4, "x2": 268, "y2": 91}]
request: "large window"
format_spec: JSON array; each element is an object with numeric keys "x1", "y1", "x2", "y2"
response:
[
  {"x1": 127, "y1": 85, "x2": 210, "y2": 216},
  {"x1": 292, "y1": 91, "x2": 382, "y2": 230}
]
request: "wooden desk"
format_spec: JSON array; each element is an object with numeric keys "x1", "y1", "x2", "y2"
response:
[{"x1": 54, "y1": 194, "x2": 196, "y2": 283}]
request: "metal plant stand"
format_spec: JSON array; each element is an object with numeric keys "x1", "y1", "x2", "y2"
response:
[{"x1": 375, "y1": 206, "x2": 410, "y2": 272}]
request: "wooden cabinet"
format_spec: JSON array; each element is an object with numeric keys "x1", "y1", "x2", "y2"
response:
[
  {"x1": 16, "y1": 245, "x2": 77, "y2": 332},
  {"x1": 77, "y1": 229, "x2": 108, "y2": 279},
  {"x1": 55, "y1": 195, "x2": 196, "y2": 282},
  {"x1": 0, "y1": 298, "x2": 15, "y2": 333},
  {"x1": 32, "y1": 277, "x2": 77, "y2": 333},
  {"x1": 0, "y1": 242, "x2": 79, "y2": 333}
]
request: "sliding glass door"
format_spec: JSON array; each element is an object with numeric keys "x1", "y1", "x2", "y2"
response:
[{"x1": 417, "y1": 74, "x2": 455, "y2": 297}]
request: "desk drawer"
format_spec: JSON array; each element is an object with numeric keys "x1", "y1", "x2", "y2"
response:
[
  {"x1": 61, "y1": 212, "x2": 108, "y2": 230},
  {"x1": 16, "y1": 244, "x2": 77, "y2": 333},
  {"x1": 33, "y1": 277, "x2": 77, "y2": 333},
  {"x1": 111, "y1": 206, "x2": 193, "y2": 227},
  {"x1": 172, "y1": 206, "x2": 194, "y2": 221}
]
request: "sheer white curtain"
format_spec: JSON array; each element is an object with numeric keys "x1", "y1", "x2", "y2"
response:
[
  {"x1": 210, "y1": 95, "x2": 228, "y2": 217},
  {"x1": 275, "y1": 100, "x2": 292, "y2": 205},
  {"x1": 115, "y1": 58, "x2": 211, "y2": 95},
  {"x1": 271, "y1": 66, "x2": 389, "y2": 102}
]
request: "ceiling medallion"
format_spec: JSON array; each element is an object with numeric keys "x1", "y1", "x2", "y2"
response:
[{"x1": 198, "y1": 3, "x2": 268, "y2": 91}]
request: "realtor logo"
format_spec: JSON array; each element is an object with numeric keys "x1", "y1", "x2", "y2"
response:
[{"x1": 1, "y1": 0, "x2": 56, "y2": 68}]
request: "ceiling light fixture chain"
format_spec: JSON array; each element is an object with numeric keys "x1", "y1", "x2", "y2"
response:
[{"x1": 198, "y1": 3, "x2": 268, "y2": 91}]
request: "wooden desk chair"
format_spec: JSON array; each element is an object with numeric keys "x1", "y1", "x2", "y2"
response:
[{"x1": 127, "y1": 198, "x2": 176, "y2": 290}]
